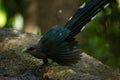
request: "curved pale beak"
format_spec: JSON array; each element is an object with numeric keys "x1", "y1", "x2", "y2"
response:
[{"x1": 22, "y1": 48, "x2": 28, "y2": 53}]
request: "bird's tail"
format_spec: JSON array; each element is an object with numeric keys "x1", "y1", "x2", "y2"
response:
[{"x1": 64, "y1": 0, "x2": 110, "y2": 37}]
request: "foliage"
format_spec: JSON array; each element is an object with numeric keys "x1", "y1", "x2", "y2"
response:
[{"x1": 80, "y1": 0, "x2": 120, "y2": 70}]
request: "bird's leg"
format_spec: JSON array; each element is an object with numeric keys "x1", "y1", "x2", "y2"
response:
[
  {"x1": 34, "y1": 59, "x2": 55, "y2": 75},
  {"x1": 43, "y1": 58, "x2": 48, "y2": 65},
  {"x1": 43, "y1": 59, "x2": 55, "y2": 67},
  {"x1": 40, "y1": 59, "x2": 54, "y2": 67},
  {"x1": 34, "y1": 59, "x2": 48, "y2": 75}
]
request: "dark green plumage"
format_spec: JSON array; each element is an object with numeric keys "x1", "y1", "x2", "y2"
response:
[
  {"x1": 24, "y1": 0, "x2": 110, "y2": 66},
  {"x1": 65, "y1": 0, "x2": 110, "y2": 37},
  {"x1": 36, "y1": 25, "x2": 81, "y2": 65}
]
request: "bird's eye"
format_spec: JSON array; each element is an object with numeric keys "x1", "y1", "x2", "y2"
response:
[{"x1": 27, "y1": 47, "x2": 35, "y2": 51}]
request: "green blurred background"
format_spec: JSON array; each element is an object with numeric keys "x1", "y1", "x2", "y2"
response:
[{"x1": 0, "y1": 0, "x2": 120, "y2": 71}]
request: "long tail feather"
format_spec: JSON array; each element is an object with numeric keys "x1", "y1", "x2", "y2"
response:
[{"x1": 64, "y1": 0, "x2": 110, "y2": 37}]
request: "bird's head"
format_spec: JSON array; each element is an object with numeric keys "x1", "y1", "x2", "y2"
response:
[
  {"x1": 22, "y1": 44, "x2": 37, "y2": 55},
  {"x1": 22, "y1": 44, "x2": 46, "y2": 59}
]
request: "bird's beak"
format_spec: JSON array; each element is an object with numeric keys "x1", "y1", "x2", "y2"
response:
[
  {"x1": 22, "y1": 48, "x2": 28, "y2": 53},
  {"x1": 21, "y1": 45, "x2": 36, "y2": 53}
]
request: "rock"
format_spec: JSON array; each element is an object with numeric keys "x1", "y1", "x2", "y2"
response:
[{"x1": 0, "y1": 28, "x2": 120, "y2": 80}]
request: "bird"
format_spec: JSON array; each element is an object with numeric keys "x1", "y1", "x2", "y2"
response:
[{"x1": 23, "y1": 0, "x2": 110, "y2": 66}]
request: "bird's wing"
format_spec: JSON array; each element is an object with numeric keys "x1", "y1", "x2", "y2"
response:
[
  {"x1": 51, "y1": 38, "x2": 81, "y2": 66},
  {"x1": 39, "y1": 25, "x2": 81, "y2": 65}
]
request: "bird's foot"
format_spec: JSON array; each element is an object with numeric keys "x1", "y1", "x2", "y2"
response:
[
  {"x1": 33, "y1": 59, "x2": 54, "y2": 75},
  {"x1": 33, "y1": 63, "x2": 49, "y2": 75}
]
